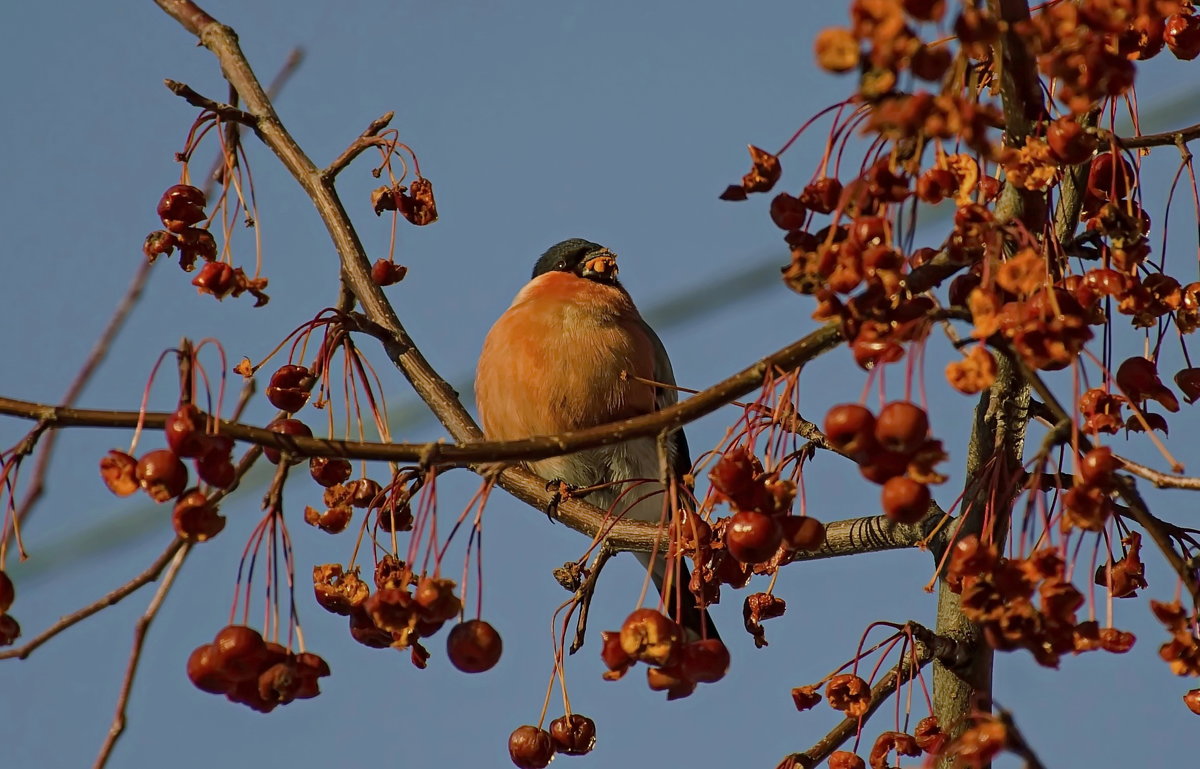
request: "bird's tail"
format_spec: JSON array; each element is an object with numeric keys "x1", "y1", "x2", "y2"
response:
[{"x1": 635, "y1": 550, "x2": 719, "y2": 642}]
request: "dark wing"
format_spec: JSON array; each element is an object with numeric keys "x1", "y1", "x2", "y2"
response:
[
  {"x1": 638, "y1": 318, "x2": 692, "y2": 482},
  {"x1": 639, "y1": 318, "x2": 718, "y2": 641}
]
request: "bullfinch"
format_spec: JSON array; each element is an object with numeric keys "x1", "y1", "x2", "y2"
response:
[{"x1": 476, "y1": 238, "x2": 716, "y2": 639}]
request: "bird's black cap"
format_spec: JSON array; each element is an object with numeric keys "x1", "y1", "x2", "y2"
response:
[{"x1": 532, "y1": 238, "x2": 613, "y2": 280}]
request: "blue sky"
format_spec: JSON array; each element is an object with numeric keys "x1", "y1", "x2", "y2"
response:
[{"x1": 2, "y1": 2, "x2": 1199, "y2": 767}]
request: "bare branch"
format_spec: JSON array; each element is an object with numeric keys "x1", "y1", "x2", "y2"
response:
[
  {"x1": 0, "y1": 325, "x2": 844, "y2": 468},
  {"x1": 1113, "y1": 121, "x2": 1200, "y2": 150},
  {"x1": 163, "y1": 79, "x2": 258, "y2": 127},
  {"x1": 92, "y1": 543, "x2": 191, "y2": 769},
  {"x1": 323, "y1": 111, "x2": 396, "y2": 180},
  {"x1": 1115, "y1": 455, "x2": 1200, "y2": 490},
  {"x1": 0, "y1": 538, "x2": 185, "y2": 660},
  {"x1": 15, "y1": 260, "x2": 153, "y2": 527}
]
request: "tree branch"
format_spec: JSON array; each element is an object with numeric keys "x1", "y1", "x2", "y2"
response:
[
  {"x1": 0, "y1": 325, "x2": 843, "y2": 467},
  {"x1": 92, "y1": 543, "x2": 191, "y2": 769},
  {"x1": 0, "y1": 537, "x2": 184, "y2": 660},
  {"x1": 323, "y1": 111, "x2": 396, "y2": 180}
]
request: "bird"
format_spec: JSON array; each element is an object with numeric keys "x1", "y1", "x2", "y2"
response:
[{"x1": 475, "y1": 238, "x2": 717, "y2": 640}]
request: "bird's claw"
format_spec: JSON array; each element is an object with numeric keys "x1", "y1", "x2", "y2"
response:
[{"x1": 543, "y1": 479, "x2": 578, "y2": 522}]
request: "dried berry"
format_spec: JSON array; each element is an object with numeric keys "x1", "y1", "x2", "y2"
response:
[
  {"x1": 619, "y1": 608, "x2": 681, "y2": 667},
  {"x1": 371, "y1": 259, "x2": 408, "y2": 286},
  {"x1": 508, "y1": 725, "x2": 555, "y2": 769},
  {"x1": 100, "y1": 450, "x2": 139, "y2": 496},
  {"x1": 549, "y1": 714, "x2": 597, "y2": 756},
  {"x1": 172, "y1": 489, "x2": 225, "y2": 542},
  {"x1": 814, "y1": 27, "x2": 860, "y2": 73},
  {"x1": 157, "y1": 184, "x2": 207, "y2": 232}
]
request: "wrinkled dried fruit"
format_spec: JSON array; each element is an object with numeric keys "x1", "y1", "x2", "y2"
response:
[
  {"x1": 550, "y1": 714, "x2": 596, "y2": 756},
  {"x1": 100, "y1": 450, "x2": 139, "y2": 496},
  {"x1": 508, "y1": 725, "x2": 555, "y2": 769},
  {"x1": 619, "y1": 608, "x2": 681, "y2": 667}
]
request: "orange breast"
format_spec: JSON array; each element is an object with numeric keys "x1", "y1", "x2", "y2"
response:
[{"x1": 476, "y1": 272, "x2": 656, "y2": 441}]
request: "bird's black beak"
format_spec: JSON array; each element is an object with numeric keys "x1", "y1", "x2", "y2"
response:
[{"x1": 579, "y1": 250, "x2": 619, "y2": 282}]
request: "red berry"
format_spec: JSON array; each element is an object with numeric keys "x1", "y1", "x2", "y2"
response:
[
  {"x1": 1087, "y1": 153, "x2": 1135, "y2": 201},
  {"x1": 265, "y1": 364, "x2": 312, "y2": 412},
  {"x1": 680, "y1": 638, "x2": 730, "y2": 683},
  {"x1": 780, "y1": 516, "x2": 826, "y2": 551},
  {"x1": 823, "y1": 404, "x2": 877, "y2": 457},
  {"x1": 309, "y1": 456, "x2": 352, "y2": 487},
  {"x1": 135, "y1": 449, "x2": 188, "y2": 503},
  {"x1": 1046, "y1": 118, "x2": 1097, "y2": 165},
  {"x1": 187, "y1": 643, "x2": 231, "y2": 694},
  {"x1": 725, "y1": 510, "x2": 783, "y2": 564},
  {"x1": 446, "y1": 619, "x2": 503, "y2": 673},
  {"x1": 800, "y1": 177, "x2": 843, "y2": 214},
  {"x1": 1184, "y1": 689, "x2": 1200, "y2": 715},
  {"x1": 211, "y1": 625, "x2": 267, "y2": 682},
  {"x1": 1079, "y1": 446, "x2": 1123, "y2": 488},
  {"x1": 549, "y1": 714, "x2": 597, "y2": 756},
  {"x1": 874, "y1": 401, "x2": 929, "y2": 455},
  {"x1": 348, "y1": 477, "x2": 383, "y2": 508},
  {"x1": 0, "y1": 570, "x2": 13, "y2": 615},
  {"x1": 769, "y1": 193, "x2": 808, "y2": 231},
  {"x1": 0, "y1": 614, "x2": 19, "y2": 646},
  {"x1": 858, "y1": 449, "x2": 910, "y2": 484},
  {"x1": 172, "y1": 489, "x2": 226, "y2": 542},
  {"x1": 263, "y1": 418, "x2": 313, "y2": 465},
  {"x1": 192, "y1": 261, "x2": 237, "y2": 299},
  {"x1": 371, "y1": 259, "x2": 409, "y2": 286},
  {"x1": 1166, "y1": 13, "x2": 1200, "y2": 60},
  {"x1": 881, "y1": 477, "x2": 931, "y2": 523},
  {"x1": 508, "y1": 725, "x2": 555, "y2": 769},
  {"x1": 1176, "y1": 368, "x2": 1200, "y2": 404},
  {"x1": 157, "y1": 184, "x2": 207, "y2": 232},
  {"x1": 165, "y1": 403, "x2": 207, "y2": 458}
]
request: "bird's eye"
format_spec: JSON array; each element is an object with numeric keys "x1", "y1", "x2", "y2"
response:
[{"x1": 556, "y1": 260, "x2": 566, "y2": 269}]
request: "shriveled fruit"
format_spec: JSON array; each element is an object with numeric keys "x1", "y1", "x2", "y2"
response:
[
  {"x1": 549, "y1": 714, "x2": 596, "y2": 756},
  {"x1": 508, "y1": 725, "x2": 555, "y2": 769}
]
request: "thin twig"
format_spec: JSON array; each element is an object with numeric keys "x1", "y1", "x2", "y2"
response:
[
  {"x1": 14, "y1": 259, "x2": 153, "y2": 528},
  {"x1": 1115, "y1": 455, "x2": 1200, "y2": 490},
  {"x1": 0, "y1": 538, "x2": 185, "y2": 660},
  {"x1": 92, "y1": 543, "x2": 192, "y2": 769},
  {"x1": 323, "y1": 112, "x2": 396, "y2": 180},
  {"x1": 163, "y1": 79, "x2": 259, "y2": 127}
]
